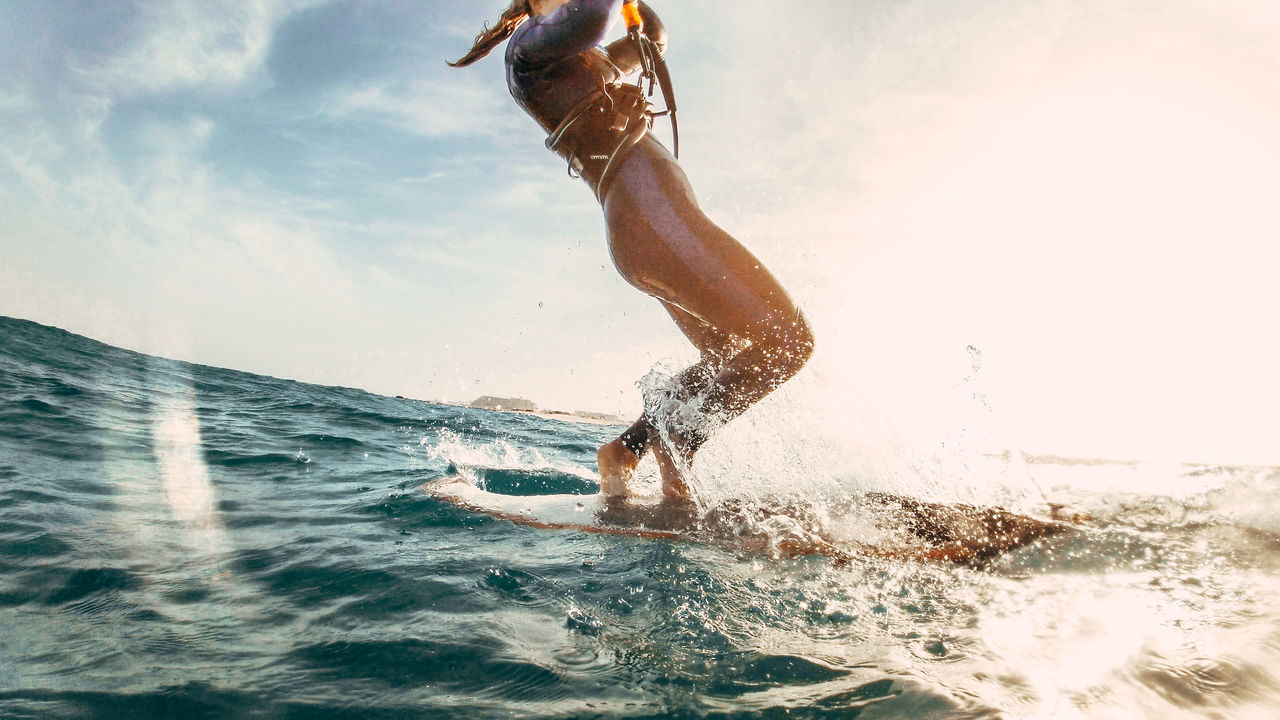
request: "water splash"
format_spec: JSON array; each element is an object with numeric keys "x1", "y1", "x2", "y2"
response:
[{"x1": 423, "y1": 428, "x2": 597, "y2": 487}]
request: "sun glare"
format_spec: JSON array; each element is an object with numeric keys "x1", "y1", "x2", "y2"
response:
[{"x1": 876, "y1": 90, "x2": 1280, "y2": 465}]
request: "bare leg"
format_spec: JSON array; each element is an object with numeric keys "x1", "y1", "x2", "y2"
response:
[
  {"x1": 695, "y1": 318, "x2": 814, "y2": 421},
  {"x1": 599, "y1": 138, "x2": 815, "y2": 498}
]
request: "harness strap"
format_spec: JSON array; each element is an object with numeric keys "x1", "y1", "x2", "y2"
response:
[
  {"x1": 545, "y1": 82, "x2": 652, "y2": 202},
  {"x1": 622, "y1": 2, "x2": 678, "y2": 158}
]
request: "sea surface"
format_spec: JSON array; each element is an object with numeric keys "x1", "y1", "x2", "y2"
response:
[{"x1": 2, "y1": 315, "x2": 1279, "y2": 719}]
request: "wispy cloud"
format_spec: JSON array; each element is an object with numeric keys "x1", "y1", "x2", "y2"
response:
[
  {"x1": 0, "y1": 87, "x2": 34, "y2": 113},
  {"x1": 86, "y1": 0, "x2": 321, "y2": 98},
  {"x1": 332, "y1": 76, "x2": 521, "y2": 139}
]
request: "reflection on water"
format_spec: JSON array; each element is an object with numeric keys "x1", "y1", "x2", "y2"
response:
[
  {"x1": 154, "y1": 403, "x2": 215, "y2": 523},
  {"x1": 149, "y1": 365, "x2": 226, "y2": 568}
]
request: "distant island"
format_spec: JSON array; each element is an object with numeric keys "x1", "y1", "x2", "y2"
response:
[
  {"x1": 389, "y1": 394, "x2": 625, "y2": 425},
  {"x1": 468, "y1": 395, "x2": 538, "y2": 412},
  {"x1": 465, "y1": 396, "x2": 625, "y2": 425}
]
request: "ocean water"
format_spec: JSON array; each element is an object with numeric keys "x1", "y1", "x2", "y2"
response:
[{"x1": 2, "y1": 315, "x2": 1279, "y2": 719}]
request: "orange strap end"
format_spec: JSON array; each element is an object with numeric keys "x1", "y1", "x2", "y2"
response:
[{"x1": 621, "y1": 2, "x2": 643, "y2": 29}]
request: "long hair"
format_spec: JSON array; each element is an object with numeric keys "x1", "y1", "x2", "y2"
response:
[{"x1": 448, "y1": 0, "x2": 531, "y2": 68}]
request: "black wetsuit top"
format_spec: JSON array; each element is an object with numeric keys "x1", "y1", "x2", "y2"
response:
[{"x1": 506, "y1": 0, "x2": 665, "y2": 136}]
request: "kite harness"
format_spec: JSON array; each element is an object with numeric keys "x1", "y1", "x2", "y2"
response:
[{"x1": 544, "y1": 0, "x2": 679, "y2": 200}]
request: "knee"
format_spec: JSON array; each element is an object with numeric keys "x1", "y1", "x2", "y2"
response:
[
  {"x1": 786, "y1": 313, "x2": 815, "y2": 371},
  {"x1": 795, "y1": 310, "x2": 815, "y2": 351},
  {"x1": 758, "y1": 311, "x2": 814, "y2": 377}
]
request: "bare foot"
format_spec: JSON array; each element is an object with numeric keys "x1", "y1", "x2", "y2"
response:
[{"x1": 597, "y1": 438, "x2": 640, "y2": 497}]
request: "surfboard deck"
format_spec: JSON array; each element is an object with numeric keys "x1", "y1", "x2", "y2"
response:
[
  {"x1": 426, "y1": 476, "x2": 685, "y2": 541},
  {"x1": 424, "y1": 476, "x2": 1083, "y2": 566}
]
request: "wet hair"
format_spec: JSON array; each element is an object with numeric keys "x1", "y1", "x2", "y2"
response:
[{"x1": 448, "y1": 0, "x2": 531, "y2": 68}]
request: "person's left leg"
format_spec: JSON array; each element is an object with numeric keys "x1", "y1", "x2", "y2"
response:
[{"x1": 597, "y1": 138, "x2": 814, "y2": 498}]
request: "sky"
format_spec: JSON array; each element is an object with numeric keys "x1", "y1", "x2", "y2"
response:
[{"x1": 2, "y1": 0, "x2": 1279, "y2": 466}]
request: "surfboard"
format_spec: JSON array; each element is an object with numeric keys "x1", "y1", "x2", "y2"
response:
[
  {"x1": 424, "y1": 476, "x2": 1083, "y2": 566},
  {"x1": 425, "y1": 476, "x2": 686, "y2": 541}
]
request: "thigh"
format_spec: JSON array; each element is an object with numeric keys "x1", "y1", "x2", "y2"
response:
[
  {"x1": 660, "y1": 299, "x2": 744, "y2": 360},
  {"x1": 604, "y1": 140, "x2": 802, "y2": 342}
]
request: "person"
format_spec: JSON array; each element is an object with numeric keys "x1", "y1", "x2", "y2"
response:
[{"x1": 450, "y1": 0, "x2": 813, "y2": 502}]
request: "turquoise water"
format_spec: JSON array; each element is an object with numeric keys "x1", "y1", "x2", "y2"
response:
[{"x1": 2, "y1": 315, "x2": 1279, "y2": 718}]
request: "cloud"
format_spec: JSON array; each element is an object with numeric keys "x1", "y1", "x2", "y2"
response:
[
  {"x1": 332, "y1": 75, "x2": 522, "y2": 139},
  {"x1": 0, "y1": 87, "x2": 34, "y2": 114},
  {"x1": 389, "y1": 232, "x2": 499, "y2": 276},
  {"x1": 86, "y1": 0, "x2": 322, "y2": 98},
  {"x1": 0, "y1": 145, "x2": 61, "y2": 206}
]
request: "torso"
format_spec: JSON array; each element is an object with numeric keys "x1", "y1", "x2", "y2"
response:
[
  {"x1": 507, "y1": 48, "x2": 622, "y2": 133},
  {"x1": 505, "y1": 4, "x2": 623, "y2": 132}
]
